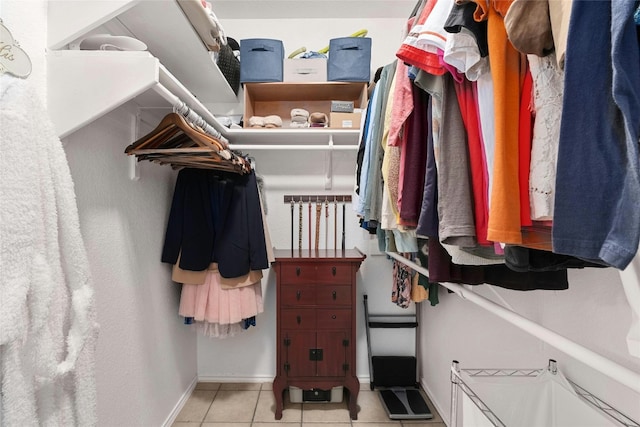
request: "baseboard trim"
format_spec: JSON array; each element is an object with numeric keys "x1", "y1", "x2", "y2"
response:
[
  {"x1": 420, "y1": 377, "x2": 449, "y2": 426},
  {"x1": 196, "y1": 375, "x2": 372, "y2": 386},
  {"x1": 197, "y1": 375, "x2": 274, "y2": 383},
  {"x1": 162, "y1": 375, "x2": 198, "y2": 427}
]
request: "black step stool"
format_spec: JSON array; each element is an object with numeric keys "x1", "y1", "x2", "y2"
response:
[{"x1": 363, "y1": 294, "x2": 433, "y2": 420}]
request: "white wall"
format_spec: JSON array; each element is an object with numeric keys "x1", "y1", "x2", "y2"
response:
[{"x1": 63, "y1": 106, "x2": 198, "y2": 426}]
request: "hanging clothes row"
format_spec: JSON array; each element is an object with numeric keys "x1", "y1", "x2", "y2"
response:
[
  {"x1": 161, "y1": 167, "x2": 274, "y2": 338},
  {"x1": 124, "y1": 98, "x2": 264, "y2": 337},
  {"x1": 355, "y1": 0, "x2": 639, "y2": 303}
]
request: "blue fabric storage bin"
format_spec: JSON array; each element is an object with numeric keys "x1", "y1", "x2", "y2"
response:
[
  {"x1": 327, "y1": 37, "x2": 372, "y2": 82},
  {"x1": 240, "y1": 38, "x2": 284, "y2": 83}
]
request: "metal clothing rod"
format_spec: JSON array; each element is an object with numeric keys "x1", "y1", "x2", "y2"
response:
[
  {"x1": 385, "y1": 251, "x2": 640, "y2": 395},
  {"x1": 229, "y1": 144, "x2": 359, "y2": 151},
  {"x1": 153, "y1": 85, "x2": 229, "y2": 145}
]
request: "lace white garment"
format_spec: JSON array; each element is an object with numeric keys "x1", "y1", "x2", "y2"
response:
[{"x1": 528, "y1": 53, "x2": 565, "y2": 220}]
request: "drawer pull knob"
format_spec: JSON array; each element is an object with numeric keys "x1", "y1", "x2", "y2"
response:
[
  {"x1": 297, "y1": 315, "x2": 301, "y2": 325},
  {"x1": 296, "y1": 267, "x2": 301, "y2": 276},
  {"x1": 332, "y1": 290, "x2": 337, "y2": 300},
  {"x1": 296, "y1": 290, "x2": 301, "y2": 300},
  {"x1": 332, "y1": 315, "x2": 337, "y2": 319},
  {"x1": 332, "y1": 266, "x2": 337, "y2": 276}
]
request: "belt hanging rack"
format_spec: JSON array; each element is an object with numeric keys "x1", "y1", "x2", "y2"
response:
[{"x1": 284, "y1": 195, "x2": 352, "y2": 251}]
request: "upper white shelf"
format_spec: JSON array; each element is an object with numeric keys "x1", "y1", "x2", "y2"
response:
[
  {"x1": 46, "y1": 0, "x2": 364, "y2": 148},
  {"x1": 226, "y1": 128, "x2": 361, "y2": 148},
  {"x1": 47, "y1": 50, "x2": 220, "y2": 139},
  {"x1": 47, "y1": 50, "x2": 363, "y2": 149},
  {"x1": 47, "y1": 0, "x2": 238, "y2": 106}
]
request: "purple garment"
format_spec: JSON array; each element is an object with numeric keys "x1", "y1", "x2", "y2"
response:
[
  {"x1": 399, "y1": 83, "x2": 429, "y2": 226},
  {"x1": 416, "y1": 100, "x2": 439, "y2": 238}
]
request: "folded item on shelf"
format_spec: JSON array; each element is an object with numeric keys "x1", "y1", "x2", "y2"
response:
[
  {"x1": 290, "y1": 121, "x2": 310, "y2": 128},
  {"x1": 248, "y1": 116, "x2": 265, "y2": 128},
  {"x1": 216, "y1": 116, "x2": 233, "y2": 127},
  {"x1": 263, "y1": 115, "x2": 283, "y2": 128},
  {"x1": 216, "y1": 115, "x2": 243, "y2": 128},
  {"x1": 177, "y1": 0, "x2": 227, "y2": 51},
  {"x1": 290, "y1": 108, "x2": 310, "y2": 128},
  {"x1": 78, "y1": 34, "x2": 147, "y2": 51},
  {"x1": 291, "y1": 108, "x2": 310, "y2": 120},
  {"x1": 309, "y1": 112, "x2": 328, "y2": 127}
]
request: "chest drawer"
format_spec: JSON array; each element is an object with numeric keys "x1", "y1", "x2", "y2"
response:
[
  {"x1": 315, "y1": 263, "x2": 352, "y2": 285},
  {"x1": 279, "y1": 262, "x2": 352, "y2": 285},
  {"x1": 281, "y1": 285, "x2": 316, "y2": 306},
  {"x1": 316, "y1": 285, "x2": 352, "y2": 306},
  {"x1": 316, "y1": 308, "x2": 351, "y2": 329},
  {"x1": 279, "y1": 263, "x2": 316, "y2": 284},
  {"x1": 281, "y1": 308, "x2": 316, "y2": 329}
]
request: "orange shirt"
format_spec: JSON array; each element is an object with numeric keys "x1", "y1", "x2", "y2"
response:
[{"x1": 472, "y1": 0, "x2": 524, "y2": 244}]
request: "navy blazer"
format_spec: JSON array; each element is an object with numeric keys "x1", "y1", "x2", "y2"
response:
[
  {"x1": 214, "y1": 170, "x2": 269, "y2": 278},
  {"x1": 161, "y1": 168, "x2": 268, "y2": 278}
]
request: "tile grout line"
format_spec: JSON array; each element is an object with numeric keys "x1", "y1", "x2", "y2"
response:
[
  {"x1": 250, "y1": 384, "x2": 262, "y2": 426},
  {"x1": 299, "y1": 390, "x2": 303, "y2": 426},
  {"x1": 200, "y1": 386, "x2": 217, "y2": 425}
]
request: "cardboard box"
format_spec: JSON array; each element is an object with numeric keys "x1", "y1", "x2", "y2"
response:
[
  {"x1": 330, "y1": 112, "x2": 362, "y2": 129},
  {"x1": 243, "y1": 82, "x2": 367, "y2": 128},
  {"x1": 283, "y1": 58, "x2": 327, "y2": 82}
]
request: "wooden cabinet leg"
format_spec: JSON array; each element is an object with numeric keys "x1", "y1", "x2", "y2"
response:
[
  {"x1": 345, "y1": 376, "x2": 360, "y2": 420},
  {"x1": 273, "y1": 375, "x2": 286, "y2": 420}
]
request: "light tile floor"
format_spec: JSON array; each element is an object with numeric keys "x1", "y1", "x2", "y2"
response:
[{"x1": 173, "y1": 383, "x2": 446, "y2": 427}]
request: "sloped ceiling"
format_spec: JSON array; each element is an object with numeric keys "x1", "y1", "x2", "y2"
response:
[{"x1": 211, "y1": 0, "x2": 419, "y2": 19}]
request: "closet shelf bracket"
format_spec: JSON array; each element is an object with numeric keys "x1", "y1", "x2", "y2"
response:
[
  {"x1": 324, "y1": 134, "x2": 334, "y2": 190},
  {"x1": 128, "y1": 112, "x2": 141, "y2": 181}
]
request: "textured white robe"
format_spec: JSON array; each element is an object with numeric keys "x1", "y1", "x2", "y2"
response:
[{"x1": 0, "y1": 74, "x2": 98, "y2": 426}]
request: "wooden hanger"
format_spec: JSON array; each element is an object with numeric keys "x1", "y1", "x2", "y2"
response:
[
  {"x1": 125, "y1": 112, "x2": 250, "y2": 173},
  {"x1": 126, "y1": 113, "x2": 225, "y2": 153}
]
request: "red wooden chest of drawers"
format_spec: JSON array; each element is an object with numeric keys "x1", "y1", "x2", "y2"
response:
[{"x1": 272, "y1": 249, "x2": 366, "y2": 420}]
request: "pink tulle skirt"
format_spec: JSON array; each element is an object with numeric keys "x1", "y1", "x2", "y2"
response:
[{"x1": 179, "y1": 269, "x2": 263, "y2": 325}]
